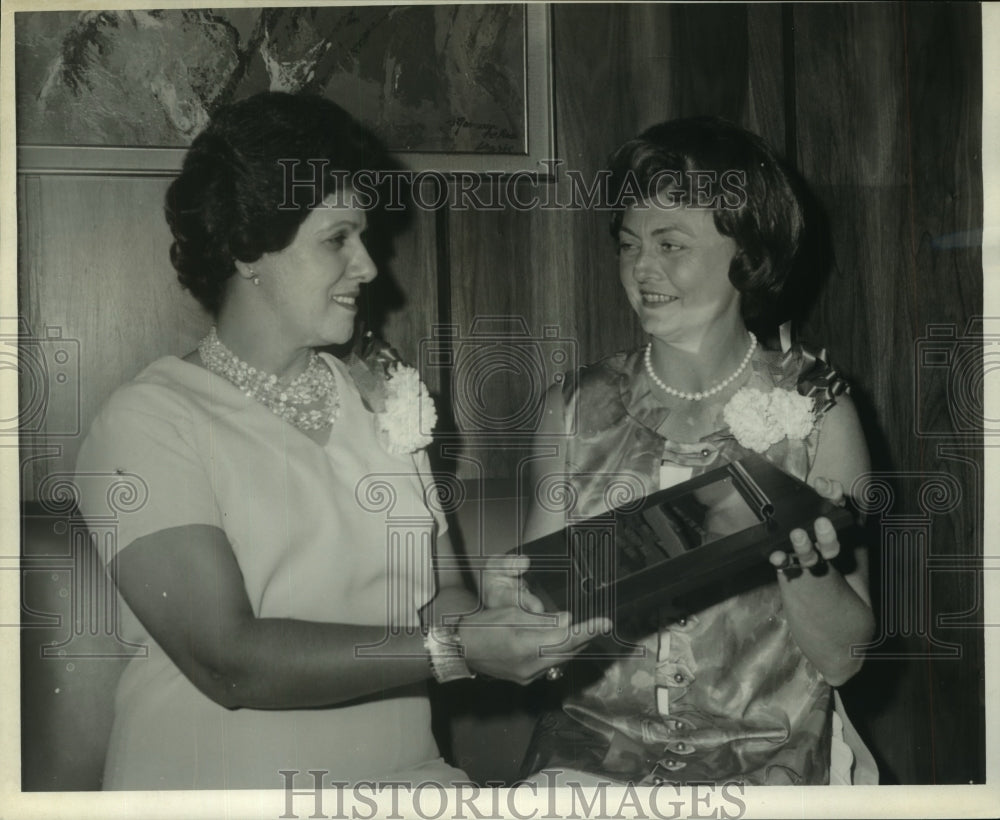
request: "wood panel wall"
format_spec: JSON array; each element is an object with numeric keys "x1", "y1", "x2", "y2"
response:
[
  {"x1": 17, "y1": 2, "x2": 983, "y2": 785},
  {"x1": 17, "y1": 175, "x2": 207, "y2": 499},
  {"x1": 788, "y1": 1, "x2": 984, "y2": 785}
]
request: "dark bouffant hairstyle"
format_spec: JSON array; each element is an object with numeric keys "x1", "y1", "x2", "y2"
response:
[
  {"x1": 166, "y1": 92, "x2": 387, "y2": 315},
  {"x1": 607, "y1": 117, "x2": 804, "y2": 321}
]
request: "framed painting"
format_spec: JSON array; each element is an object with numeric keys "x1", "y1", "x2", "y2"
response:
[{"x1": 15, "y1": 4, "x2": 553, "y2": 176}]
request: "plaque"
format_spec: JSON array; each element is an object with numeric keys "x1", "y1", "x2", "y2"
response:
[{"x1": 517, "y1": 454, "x2": 856, "y2": 624}]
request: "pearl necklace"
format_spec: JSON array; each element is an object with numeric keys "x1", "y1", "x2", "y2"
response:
[
  {"x1": 644, "y1": 332, "x2": 757, "y2": 401},
  {"x1": 198, "y1": 327, "x2": 340, "y2": 431}
]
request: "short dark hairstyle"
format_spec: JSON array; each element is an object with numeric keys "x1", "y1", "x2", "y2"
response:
[
  {"x1": 166, "y1": 92, "x2": 388, "y2": 315},
  {"x1": 607, "y1": 117, "x2": 804, "y2": 321}
]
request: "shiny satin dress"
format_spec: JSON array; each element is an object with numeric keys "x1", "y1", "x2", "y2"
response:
[{"x1": 521, "y1": 343, "x2": 871, "y2": 785}]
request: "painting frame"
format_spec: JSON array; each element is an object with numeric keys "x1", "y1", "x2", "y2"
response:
[{"x1": 15, "y1": 3, "x2": 554, "y2": 177}]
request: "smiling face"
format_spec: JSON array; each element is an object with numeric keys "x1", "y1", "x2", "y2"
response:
[
  {"x1": 618, "y1": 204, "x2": 741, "y2": 345},
  {"x1": 248, "y1": 191, "x2": 376, "y2": 348}
]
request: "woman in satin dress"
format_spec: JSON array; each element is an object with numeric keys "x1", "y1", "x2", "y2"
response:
[{"x1": 495, "y1": 117, "x2": 877, "y2": 786}]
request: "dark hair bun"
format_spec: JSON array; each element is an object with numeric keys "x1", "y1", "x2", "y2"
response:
[{"x1": 165, "y1": 92, "x2": 388, "y2": 315}]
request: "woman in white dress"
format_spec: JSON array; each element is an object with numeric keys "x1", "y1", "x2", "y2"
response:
[{"x1": 75, "y1": 92, "x2": 607, "y2": 790}]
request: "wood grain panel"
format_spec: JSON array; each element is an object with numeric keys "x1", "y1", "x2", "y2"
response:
[
  {"x1": 745, "y1": 4, "x2": 786, "y2": 154},
  {"x1": 18, "y1": 175, "x2": 210, "y2": 501},
  {"x1": 552, "y1": 2, "x2": 663, "y2": 362},
  {"x1": 365, "y1": 204, "x2": 441, "y2": 392},
  {"x1": 791, "y1": 1, "x2": 983, "y2": 784},
  {"x1": 794, "y1": 3, "x2": 910, "y2": 187},
  {"x1": 665, "y1": 4, "x2": 749, "y2": 124},
  {"x1": 445, "y1": 183, "x2": 581, "y2": 481},
  {"x1": 791, "y1": 2, "x2": 918, "y2": 781},
  {"x1": 899, "y1": 0, "x2": 984, "y2": 786}
]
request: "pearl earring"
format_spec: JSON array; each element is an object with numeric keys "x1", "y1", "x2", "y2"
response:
[{"x1": 246, "y1": 267, "x2": 260, "y2": 286}]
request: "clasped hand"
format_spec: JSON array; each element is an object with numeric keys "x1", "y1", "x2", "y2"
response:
[{"x1": 460, "y1": 555, "x2": 611, "y2": 685}]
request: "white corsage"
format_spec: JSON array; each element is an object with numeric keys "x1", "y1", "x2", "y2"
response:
[
  {"x1": 351, "y1": 332, "x2": 438, "y2": 456},
  {"x1": 722, "y1": 387, "x2": 816, "y2": 453},
  {"x1": 375, "y1": 363, "x2": 438, "y2": 455}
]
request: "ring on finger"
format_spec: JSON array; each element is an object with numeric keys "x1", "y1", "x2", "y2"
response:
[
  {"x1": 545, "y1": 666, "x2": 564, "y2": 681},
  {"x1": 776, "y1": 550, "x2": 827, "y2": 576}
]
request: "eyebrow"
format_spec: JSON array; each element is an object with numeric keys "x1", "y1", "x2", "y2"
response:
[
  {"x1": 316, "y1": 217, "x2": 366, "y2": 234},
  {"x1": 617, "y1": 223, "x2": 695, "y2": 239}
]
